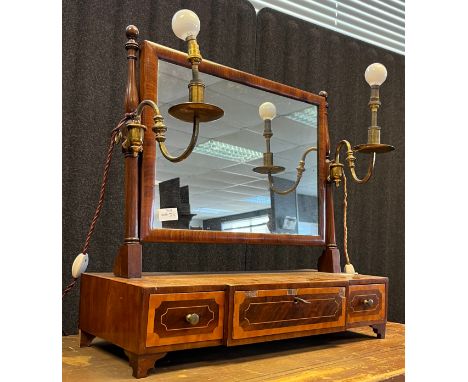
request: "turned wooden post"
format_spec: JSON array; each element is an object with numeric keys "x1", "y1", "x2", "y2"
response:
[
  {"x1": 317, "y1": 91, "x2": 341, "y2": 273},
  {"x1": 113, "y1": 25, "x2": 142, "y2": 278}
]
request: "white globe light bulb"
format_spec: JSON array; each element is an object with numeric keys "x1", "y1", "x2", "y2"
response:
[
  {"x1": 172, "y1": 9, "x2": 201, "y2": 41},
  {"x1": 365, "y1": 63, "x2": 387, "y2": 86},
  {"x1": 259, "y1": 102, "x2": 277, "y2": 121}
]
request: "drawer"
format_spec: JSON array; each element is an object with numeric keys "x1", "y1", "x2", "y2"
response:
[
  {"x1": 232, "y1": 287, "x2": 346, "y2": 340},
  {"x1": 347, "y1": 284, "x2": 386, "y2": 324},
  {"x1": 146, "y1": 291, "x2": 224, "y2": 347}
]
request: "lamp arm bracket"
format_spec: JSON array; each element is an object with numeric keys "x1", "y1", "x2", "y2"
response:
[
  {"x1": 268, "y1": 146, "x2": 317, "y2": 195},
  {"x1": 157, "y1": 117, "x2": 200, "y2": 163},
  {"x1": 330, "y1": 140, "x2": 376, "y2": 186},
  {"x1": 134, "y1": 99, "x2": 161, "y2": 120}
]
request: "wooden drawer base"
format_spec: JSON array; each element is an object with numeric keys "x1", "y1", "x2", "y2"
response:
[{"x1": 79, "y1": 271, "x2": 388, "y2": 378}]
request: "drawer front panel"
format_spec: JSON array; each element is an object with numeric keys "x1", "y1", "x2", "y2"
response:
[
  {"x1": 146, "y1": 291, "x2": 224, "y2": 347},
  {"x1": 232, "y1": 287, "x2": 346, "y2": 339},
  {"x1": 347, "y1": 284, "x2": 386, "y2": 324}
]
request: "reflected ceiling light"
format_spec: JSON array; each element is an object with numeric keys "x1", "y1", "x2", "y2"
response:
[
  {"x1": 193, "y1": 140, "x2": 263, "y2": 163},
  {"x1": 285, "y1": 107, "x2": 317, "y2": 126},
  {"x1": 192, "y1": 207, "x2": 233, "y2": 215},
  {"x1": 242, "y1": 195, "x2": 271, "y2": 205}
]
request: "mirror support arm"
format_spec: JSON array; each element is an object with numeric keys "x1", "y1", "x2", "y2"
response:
[{"x1": 268, "y1": 147, "x2": 317, "y2": 195}]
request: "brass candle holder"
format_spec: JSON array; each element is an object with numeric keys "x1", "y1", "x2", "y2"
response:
[
  {"x1": 329, "y1": 63, "x2": 394, "y2": 187},
  {"x1": 123, "y1": 10, "x2": 224, "y2": 163},
  {"x1": 254, "y1": 63, "x2": 394, "y2": 191},
  {"x1": 252, "y1": 101, "x2": 317, "y2": 195}
]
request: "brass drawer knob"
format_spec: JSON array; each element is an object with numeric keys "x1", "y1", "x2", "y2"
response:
[
  {"x1": 363, "y1": 298, "x2": 374, "y2": 307},
  {"x1": 185, "y1": 313, "x2": 200, "y2": 325}
]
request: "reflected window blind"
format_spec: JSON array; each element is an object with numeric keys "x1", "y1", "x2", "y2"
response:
[{"x1": 249, "y1": 0, "x2": 405, "y2": 55}]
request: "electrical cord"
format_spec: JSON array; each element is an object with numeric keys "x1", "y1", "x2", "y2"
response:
[
  {"x1": 342, "y1": 172, "x2": 356, "y2": 274},
  {"x1": 62, "y1": 113, "x2": 134, "y2": 300}
]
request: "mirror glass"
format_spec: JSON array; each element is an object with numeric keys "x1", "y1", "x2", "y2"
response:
[{"x1": 154, "y1": 60, "x2": 318, "y2": 235}]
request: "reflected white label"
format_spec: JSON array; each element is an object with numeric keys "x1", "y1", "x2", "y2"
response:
[{"x1": 158, "y1": 208, "x2": 178, "y2": 222}]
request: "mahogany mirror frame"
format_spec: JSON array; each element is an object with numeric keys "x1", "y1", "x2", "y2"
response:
[{"x1": 138, "y1": 40, "x2": 330, "y2": 246}]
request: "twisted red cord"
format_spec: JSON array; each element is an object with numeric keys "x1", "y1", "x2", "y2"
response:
[{"x1": 62, "y1": 114, "x2": 133, "y2": 300}]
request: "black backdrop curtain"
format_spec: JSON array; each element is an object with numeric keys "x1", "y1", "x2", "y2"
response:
[{"x1": 63, "y1": 0, "x2": 404, "y2": 335}]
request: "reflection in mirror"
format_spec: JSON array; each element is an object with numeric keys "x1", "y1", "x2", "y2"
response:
[{"x1": 154, "y1": 60, "x2": 318, "y2": 235}]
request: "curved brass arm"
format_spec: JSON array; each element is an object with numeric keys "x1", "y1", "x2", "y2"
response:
[
  {"x1": 134, "y1": 99, "x2": 161, "y2": 118},
  {"x1": 157, "y1": 116, "x2": 200, "y2": 163},
  {"x1": 132, "y1": 99, "x2": 201, "y2": 163},
  {"x1": 267, "y1": 147, "x2": 317, "y2": 195},
  {"x1": 332, "y1": 140, "x2": 376, "y2": 185}
]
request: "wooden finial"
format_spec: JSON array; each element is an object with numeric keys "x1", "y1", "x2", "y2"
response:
[
  {"x1": 124, "y1": 25, "x2": 140, "y2": 112},
  {"x1": 125, "y1": 25, "x2": 139, "y2": 54},
  {"x1": 126, "y1": 25, "x2": 139, "y2": 40},
  {"x1": 319, "y1": 90, "x2": 328, "y2": 99}
]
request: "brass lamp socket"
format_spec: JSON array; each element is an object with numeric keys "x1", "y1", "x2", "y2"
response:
[
  {"x1": 329, "y1": 162, "x2": 344, "y2": 186},
  {"x1": 263, "y1": 152, "x2": 274, "y2": 167},
  {"x1": 123, "y1": 121, "x2": 147, "y2": 157},
  {"x1": 369, "y1": 85, "x2": 381, "y2": 107},
  {"x1": 367, "y1": 126, "x2": 381, "y2": 145},
  {"x1": 189, "y1": 81, "x2": 205, "y2": 103},
  {"x1": 187, "y1": 38, "x2": 202, "y2": 64}
]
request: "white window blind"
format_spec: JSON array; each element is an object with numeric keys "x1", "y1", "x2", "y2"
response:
[{"x1": 249, "y1": 0, "x2": 405, "y2": 55}]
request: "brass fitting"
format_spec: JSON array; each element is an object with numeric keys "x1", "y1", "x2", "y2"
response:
[
  {"x1": 345, "y1": 149, "x2": 356, "y2": 169},
  {"x1": 152, "y1": 114, "x2": 167, "y2": 143},
  {"x1": 368, "y1": 85, "x2": 381, "y2": 144},
  {"x1": 263, "y1": 152, "x2": 274, "y2": 167},
  {"x1": 122, "y1": 120, "x2": 147, "y2": 157},
  {"x1": 329, "y1": 162, "x2": 344, "y2": 187},
  {"x1": 367, "y1": 126, "x2": 381, "y2": 144},
  {"x1": 187, "y1": 38, "x2": 202, "y2": 64},
  {"x1": 188, "y1": 81, "x2": 205, "y2": 103}
]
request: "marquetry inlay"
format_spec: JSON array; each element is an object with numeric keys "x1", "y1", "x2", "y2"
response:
[
  {"x1": 146, "y1": 291, "x2": 224, "y2": 347},
  {"x1": 160, "y1": 305, "x2": 215, "y2": 331},
  {"x1": 232, "y1": 287, "x2": 346, "y2": 339},
  {"x1": 347, "y1": 284, "x2": 386, "y2": 324}
]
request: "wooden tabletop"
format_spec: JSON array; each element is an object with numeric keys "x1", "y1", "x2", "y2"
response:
[{"x1": 63, "y1": 322, "x2": 404, "y2": 381}]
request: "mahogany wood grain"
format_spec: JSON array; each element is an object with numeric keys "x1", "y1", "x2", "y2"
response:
[
  {"x1": 79, "y1": 330, "x2": 95, "y2": 347},
  {"x1": 114, "y1": 26, "x2": 142, "y2": 277},
  {"x1": 86, "y1": 270, "x2": 386, "y2": 291},
  {"x1": 227, "y1": 325, "x2": 347, "y2": 347},
  {"x1": 79, "y1": 270, "x2": 387, "y2": 378},
  {"x1": 139, "y1": 41, "x2": 328, "y2": 247},
  {"x1": 317, "y1": 92, "x2": 341, "y2": 272},
  {"x1": 125, "y1": 351, "x2": 166, "y2": 379},
  {"x1": 113, "y1": 242, "x2": 142, "y2": 278},
  {"x1": 146, "y1": 291, "x2": 224, "y2": 347},
  {"x1": 371, "y1": 323, "x2": 387, "y2": 339},
  {"x1": 232, "y1": 287, "x2": 345, "y2": 339},
  {"x1": 347, "y1": 284, "x2": 386, "y2": 324},
  {"x1": 79, "y1": 273, "x2": 147, "y2": 354}
]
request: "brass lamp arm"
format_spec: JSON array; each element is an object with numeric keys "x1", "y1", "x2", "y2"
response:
[
  {"x1": 157, "y1": 117, "x2": 200, "y2": 163},
  {"x1": 350, "y1": 154, "x2": 375, "y2": 184},
  {"x1": 331, "y1": 140, "x2": 376, "y2": 185},
  {"x1": 134, "y1": 99, "x2": 161, "y2": 119},
  {"x1": 267, "y1": 147, "x2": 317, "y2": 195}
]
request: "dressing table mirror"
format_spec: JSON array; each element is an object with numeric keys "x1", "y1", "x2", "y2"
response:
[
  {"x1": 153, "y1": 59, "x2": 320, "y2": 237},
  {"x1": 78, "y1": 14, "x2": 390, "y2": 379}
]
